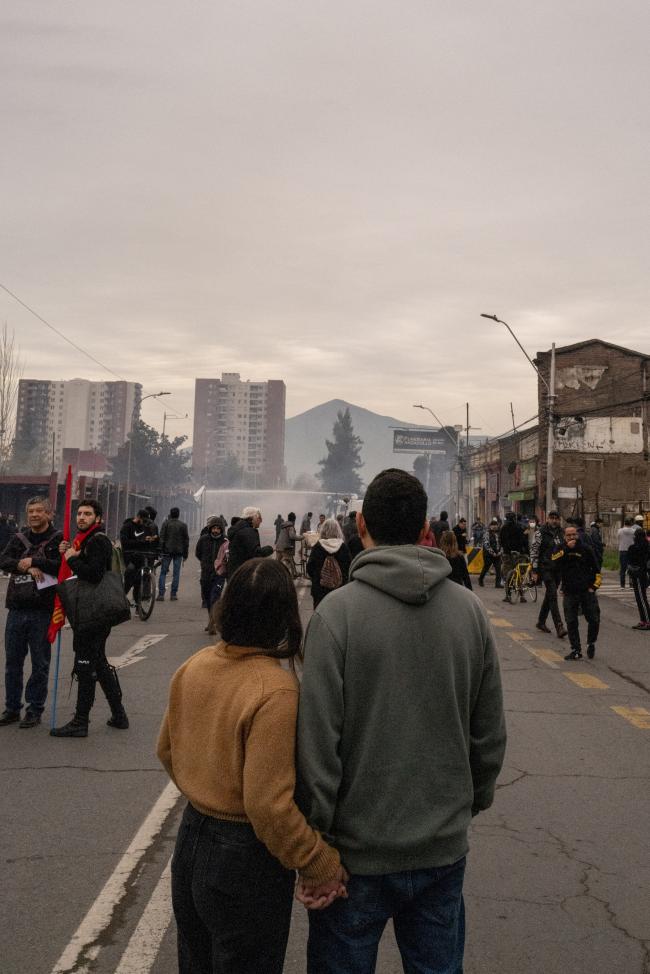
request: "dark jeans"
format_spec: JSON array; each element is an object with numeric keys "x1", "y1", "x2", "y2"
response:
[
  {"x1": 171, "y1": 803, "x2": 294, "y2": 974},
  {"x1": 619, "y1": 551, "x2": 629, "y2": 587},
  {"x1": 563, "y1": 591, "x2": 600, "y2": 650},
  {"x1": 538, "y1": 572, "x2": 563, "y2": 630},
  {"x1": 308, "y1": 858, "x2": 466, "y2": 974},
  {"x1": 4, "y1": 608, "x2": 52, "y2": 714},
  {"x1": 159, "y1": 553, "x2": 183, "y2": 597},
  {"x1": 72, "y1": 625, "x2": 121, "y2": 722},
  {"x1": 124, "y1": 554, "x2": 144, "y2": 601},
  {"x1": 630, "y1": 573, "x2": 650, "y2": 624},
  {"x1": 479, "y1": 554, "x2": 501, "y2": 586}
]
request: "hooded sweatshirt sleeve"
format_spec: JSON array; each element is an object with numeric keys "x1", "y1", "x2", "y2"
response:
[
  {"x1": 470, "y1": 623, "x2": 507, "y2": 814},
  {"x1": 296, "y1": 611, "x2": 345, "y2": 839}
]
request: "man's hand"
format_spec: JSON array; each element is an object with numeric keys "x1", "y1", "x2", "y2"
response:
[
  {"x1": 295, "y1": 866, "x2": 349, "y2": 910},
  {"x1": 532, "y1": 572, "x2": 539, "y2": 584},
  {"x1": 28, "y1": 567, "x2": 44, "y2": 583},
  {"x1": 64, "y1": 547, "x2": 78, "y2": 562},
  {"x1": 59, "y1": 540, "x2": 72, "y2": 555},
  {"x1": 17, "y1": 557, "x2": 32, "y2": 572}
]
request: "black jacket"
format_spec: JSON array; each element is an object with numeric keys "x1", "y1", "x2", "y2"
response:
[
  {"x1": 452, "y1": 525, "x2": 468, "y2": 553},
  {"x1": 553, "y1": 540, "x2": 599, "y2": 594},
  {"x1": 120, "y1": 518, "x2": 152, "y2": 555},
  {"x1": 432, "y1": 518, "x2": 449, "y2": 544},
  {"x1": 160, "y1": 517, "x2": 189, "y2": 558},
  {"x1": 306, "y1": 541, "x2": 351, "y2": 606},
  {"x1": 500, "y1": 520, "x2": 528, "y2": 555},
  {"x1": 588, "y1": 526, "x2": 605, "y2": 569},
  {"x1": 0, "y1": 525, "x2": 62, "y2": 612},
  {"x1": 227, "y1": 519, "x2": 273, "y2": 576},
  {"x1": 530, "y1": 524, "x2": 564, "y2": 574},
  {"x1": 67, "y1": 529, "x2": 113, "y2": 584},
  {"x1": 627, "y1": 532, "x2": 649, "y2": 582},
  {"x1": 447, "y1": 554, "x2": 472, "y2": 590},
  {"x1": 195, "y1": 532, "x2": 225, "y2": 580}
]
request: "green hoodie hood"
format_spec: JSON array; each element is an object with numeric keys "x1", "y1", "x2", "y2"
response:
[{"x1": 349, "y1": 544, "x2": 451, "y2": 605}]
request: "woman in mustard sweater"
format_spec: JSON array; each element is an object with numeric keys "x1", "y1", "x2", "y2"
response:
[{"x1": 158, "y1": 558, "x2": 345, "y2": 974}]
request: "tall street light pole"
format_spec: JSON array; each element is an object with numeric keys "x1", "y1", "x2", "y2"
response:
[
  {"x1": 125, "y1": 390, "x2": 170, "y2": 518},
  {"x1": 481, "y1": 314, "x2": 556, "y2": 513},
  {"x1": 413, "y1": 404, "x2": 462, "y2": 517}
]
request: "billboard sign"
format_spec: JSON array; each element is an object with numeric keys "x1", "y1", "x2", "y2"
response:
[{"x1": 392, "y1": 428, "x2": 455, "y2": 456}]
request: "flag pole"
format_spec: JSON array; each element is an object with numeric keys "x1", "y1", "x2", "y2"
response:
[{"x1": 50, "y1": 465, "x2": 73, "y2": 730}]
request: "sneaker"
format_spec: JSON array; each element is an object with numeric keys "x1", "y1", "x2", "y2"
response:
[
  {"x1": 19, "y1": 710, "x2": 41, "y2": 729},
  {"x1": 632, "y1": 622, "x2": 650, "y2": 630},
  {"x1": 556, "y1": 628, "x2": 568, "y2": 639},
  {"x1": 587, "y1": 644, "x2": 596, "y2": 659},
  {"x1": 50, "y1": 718, "x2": 88, "y2": 738},
  {"x1": 170, "y1": 595, "x2": 178, "y2": 601},
  {"x1": 536, "y1": 622, "x2": 551, "y2": 633},
  {"x1": 107, "y1": 709, "x2": 129, "y2": 730},
  {"x1": 564, "y1": 649, "x2": 583, "y2": 661},
  {"x1": 156, "y1": 594, "x2": 165, "y2": 602},
  {"x1": 0, "y1": 709, "x2": 21, "y2": 726}
]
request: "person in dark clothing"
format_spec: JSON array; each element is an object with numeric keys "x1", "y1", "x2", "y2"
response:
[
  {"x1": 588, "y1": 519, "x2": 605, "y2": 570},
  {"x1": 274, "y1": 514, "x2": 284, "y2": 542},
  {"x1": 553, "y1": 524, "x2": 600, "y2": 660},
  {"x1": 626, "y1": 527, "x2": 650, "y2": 630},
  {"x1": 120, "y1": 509, "x2": 155, "y2": 603},
  {"x1": 342, "y1": 511, "x2": 359, "y2": 545},
  {"x1": 471, "y1": 518, "x2": 485, "y2": 547},
  {"x1": 431, "y1": 511, "x2": 450, "y2": 545},
  {"x1": 452, "y1": 518, "x2": 468, "y2": 554},
  {"x1": 0, "y1": 514, "x2": 17, "y2": 554},
  {"x1": 50, "y1": 500, "x2": 129, "y2": 737},
  {"x1": 0, "y1": 497, "x2": 62, "y2": 728},
  {"x1": 275, "y1": 512, "x2": 301, "y2": 578},
  {"x1": 306, "y1": 518, "x2": 351, "y2": 608},
  {"x1": 531, "y1": 512, "x2": 568, "y2": 639},
  {"x1": 195, "y1": 518, "x2": 226, "y2": 612},
  {"x1": 227, "y1": 507, "x2": 273, "y2": 577},
  {"x1": 158, "y1": 507, "x2": 189, "y2": 601},
  {"x1": 440, "y1": 531, "x2": 472, "y2": 590},
  {"x1": 499, "y1": 513, "x2": 529, "y2": 604},
  {"x1": 479, "y1": 521, "x2": 503, "y2": 588}
]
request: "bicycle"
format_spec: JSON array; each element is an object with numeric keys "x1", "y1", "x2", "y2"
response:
[
  {"x1": 136, "y1": 552, "x2": 162, "y2": 621},
  {"x1": 505, "y1": 555, "x2": 538, "y2": 603}
]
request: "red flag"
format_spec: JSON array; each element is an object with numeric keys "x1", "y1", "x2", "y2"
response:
[{"x1": 47, "y1": 465, "x2": 73, "y2": 643}]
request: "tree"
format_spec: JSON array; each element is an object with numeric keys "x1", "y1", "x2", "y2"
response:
[
  {"x1": 210, "y1": 453, "x2": 244, "y2": 488},
  {"x1": 317, "y1": 408, "x2": 364, "y2": 494},
  {"x1": 110, "y1": 420, "x2": 191, "y2": 489},
  {"x1": 0, "y1": 323, "x2": 23, "y2": 473}
]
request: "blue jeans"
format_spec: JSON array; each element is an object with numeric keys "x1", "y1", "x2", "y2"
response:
[
  {"x1": 159, "y1": 554, "x2": 183, "y2": 597},
  {"x1": 4, "y1": 608, "x2": 52, "y2": 714},
  {"x1": 171, "y1": 803, "x2": 294, "y2": 974},
  {"x1": 307, "y1": 858, "x2": 466, "y2": 974}
]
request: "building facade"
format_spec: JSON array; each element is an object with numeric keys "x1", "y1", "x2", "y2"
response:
[
  {"x1": 14, "y1": 378, "x2": 141, "y2": 473},
  {"x1": 192, "y1": 373, "x2": 286, "y2": 488}
]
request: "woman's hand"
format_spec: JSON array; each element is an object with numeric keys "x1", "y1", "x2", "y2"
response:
[{"x1": 295, "y1": 866, "x2": 349, "y2": 910}]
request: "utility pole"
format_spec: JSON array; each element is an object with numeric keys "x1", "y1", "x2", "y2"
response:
[
  {"x1": 125, "y1": 390, "x2": 170, "y2": 519},
  {"x1": 545, "y1": 343, "x2": 556, "y2": 512}
]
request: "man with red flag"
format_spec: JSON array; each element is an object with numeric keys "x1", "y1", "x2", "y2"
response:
[
  {"x1": 50, "y1": 500, "x2": 129, "y2": 738},
  {"x1": 0, "y1": 497, "x2": 62, "y2": 729}
]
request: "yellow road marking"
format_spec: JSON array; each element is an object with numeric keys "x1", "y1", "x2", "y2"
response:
[
  {"x1": 564, "y1": 673, "x2": 609, "y2": 690},
  {"x1": 508, "y1": 631, "x2": 534, "y2": 641},
  {"x1": 529, "y1": 647, "x2": 565, "y2": 668},
  {"x1": 611, "y1": 706, "x2": 650, "y2": 730},
  {"x1": 491, "y1": 617, "x2": 513, "y2": 628}
]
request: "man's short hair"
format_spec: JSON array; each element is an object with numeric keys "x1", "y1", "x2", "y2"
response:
[
  {"x1": 169, "y1": 507, "x2": 180, "y2": 518},
  {"x1": 137, "y1": 508, "x2": 150, "y2": 519},
  {"x1": 440, "y1": 511, "x2": 448, "y2": 521},
  {"x1": 287, "y1": 512, "x2": 296, "y2": 522},
  {"x1": 624, "y1": 517, "x2": 634, "y2": 526},
  {"x1": 78, "y1": 499, "x2": 103, "y2": 518},
  {"x1": 547, "y1": 510, "x2": 560, "y2": 518},
  {"x1": 242, "y1": 506, "x2": 261, "y2": 519},
  {"x1": 26, "y1": 496, "x2": 53, "y2": 515},
  {"x1": 362, "y1": 468, "x2": 427, "y2": 545}
]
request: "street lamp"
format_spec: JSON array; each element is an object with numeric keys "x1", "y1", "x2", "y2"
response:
[
  {"x1": 124, "y1": 391, "x2": 170, "y2": 518},
  {"x1": 481, "y1": 313, "x2": 556, "y2": 512},
  {"x1": 413, "y1": 404, "x2": 461, "y2": 517}
]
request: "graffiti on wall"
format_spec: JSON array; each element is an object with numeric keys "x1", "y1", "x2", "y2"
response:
[{"x1": 554, "y1": 416, "x2": 643, "y2": 453}]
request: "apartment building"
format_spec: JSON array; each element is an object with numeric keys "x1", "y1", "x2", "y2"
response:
[
  {"x1": 193, "y1": 373, "x2": 286, "y2": 488},
  {"x1": 14, "y1": 378, "x2": 141, "y2": 472}
]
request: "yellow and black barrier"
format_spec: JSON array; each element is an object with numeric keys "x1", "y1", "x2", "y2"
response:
[{"x1": 466, "y1": 545, "x2": 484, "y2": 574}]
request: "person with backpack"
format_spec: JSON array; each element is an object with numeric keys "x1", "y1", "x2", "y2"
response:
[
  {"x1": 306, "y1": 518, "x2": 351, "y2": 608},
  {"x1": 0, "y1": 496, "x2": 62, "y2": 729},
  {"x1": 50, "y1": 500, "x2": 129, "y2": 737}
]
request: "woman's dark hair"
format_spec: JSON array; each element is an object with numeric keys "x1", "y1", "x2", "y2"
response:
[
  {"x1": 362, "y1": 468, "x2": 427, "y2": 545},
  {"x1": 214, "y1": 558, "x2": 302, "y2": 661}
]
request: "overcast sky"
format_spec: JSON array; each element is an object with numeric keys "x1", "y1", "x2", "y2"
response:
[{"x1": 2, "y1": 0, "x2": 648, "y2": 442}]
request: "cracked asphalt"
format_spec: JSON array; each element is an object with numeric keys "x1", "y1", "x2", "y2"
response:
[{"x1": 1, "y1": 571, "x2": 649, "y2": 973}]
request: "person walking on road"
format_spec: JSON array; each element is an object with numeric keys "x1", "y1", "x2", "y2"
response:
[
  {"x1": 626, "y1": 527, "x2": 650, "y2": 630},
  {"x1": 479, "y1": 519, "x2": 503, "y2": 588},
  {"x1": 295, "y1": 469, "x2": 506, "y2": 973},
  {"x1": 274, "y1": 514, "x2": 283, "y2": 542},
  {"x1": 452, "y1": 517, "x2": 468, "y2": 554},
  {"x1": 227, "y1": 507, "x2": 273, "y2": 577},
  {"x1": 553, "y1": 523, "x2": 601, "y2": 660},
  {"x1": 195, "y1": 517, "x2": 225, "y2": 615},
  {"x1": 158, "y1": 507, "x2": 189, "y2": 602},
  {"x1": 588, "y1": 518, "x2": 605, "y2": 570},
  {"x1": 500, "y1": 512, "x2": 528, "y2": 603},
  {"x1": 0, "y1": 497, "x2": 62, "y2": 729},
  {"x1": 120, "y1": 509, "x2": 155, "y2": 604},
  {"x1": 306, "y1": 517, "x2": 351, "y2": 608},
  {"x1": 617, "y1": 517, "x2": 637, "y2": 587},
  {"x1": 531, "y1": 511, "x2": 568, "y2": 639},
  {"x1": 440, "y1": 529, "x2": 472, "y2": 589},
  {"x1": 300, "y1": 511, "x2": 313, "y2": 535},
  {"x1": 275, "y1": 512, "x2": 301, "y2": 578},
  {"x1": 158, "y1": 558, "x2": 345, "y2": 974},
  {"x1": 50, "y1": 500, "x2": 129, "y2": 737}
]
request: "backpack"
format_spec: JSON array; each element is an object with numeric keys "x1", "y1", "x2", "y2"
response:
[{"x1": 320, "y1": 553, "x2": 343, "y2": 591}]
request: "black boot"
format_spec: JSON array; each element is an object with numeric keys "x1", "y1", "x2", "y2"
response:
[
  {"x1": 564, "y1": 648, "x2": 583, "y2": 661},
  {"x1": 98, "y1": 664, "x2": 129, "y2": 730},
  {"x1": 50, "y1": 717, "x2": 89, "y2": 738}
]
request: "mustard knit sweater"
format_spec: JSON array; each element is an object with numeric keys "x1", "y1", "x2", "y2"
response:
[{"x1": 157, "y1": 641, "x2": 340, "y2": 883}]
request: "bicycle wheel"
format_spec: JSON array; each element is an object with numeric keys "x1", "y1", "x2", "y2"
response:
[
  {"x1": 138, "y1": 568, "x2": 156, "y2": 621},
  {"x1": 525, "y1": 570, "x2": 538, "y2": 602},
  {"x1": 505, "y1": 569, "x2": 518, "y2": 601}
]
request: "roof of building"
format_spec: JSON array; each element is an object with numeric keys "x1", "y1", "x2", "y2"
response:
[{"x1": 536, "y1": 338, "x2": 649, "y2": 360}]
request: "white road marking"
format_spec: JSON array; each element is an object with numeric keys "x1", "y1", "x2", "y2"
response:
[
  {"x1": 108, "y1": 634, "x2": 167, "y2": 670},
  {"x1": 50, "y1": 781, "x2": 181, "y2": 974},
  {"x1": 114, "y1": 857, "x2": 173, "y2": 974}
]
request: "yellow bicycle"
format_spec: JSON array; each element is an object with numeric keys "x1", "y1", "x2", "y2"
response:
[{"x1": 505, "y1": 556, "x2": 538, "y2": 603}]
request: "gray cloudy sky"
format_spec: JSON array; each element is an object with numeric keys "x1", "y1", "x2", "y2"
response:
[{"x1": 2, "y1": 0, "x2": 648, "y2": 441}]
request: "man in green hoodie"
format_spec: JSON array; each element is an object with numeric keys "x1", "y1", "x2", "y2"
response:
[{"x1": 296, "y1": 468, "x2": 506, "y2": 974}]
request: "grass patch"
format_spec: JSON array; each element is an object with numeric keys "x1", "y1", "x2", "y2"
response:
[{"x1": 601, "y1": 549, "x2": 619, "y2": 571}]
